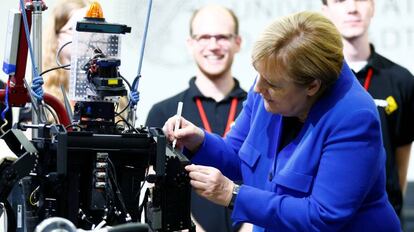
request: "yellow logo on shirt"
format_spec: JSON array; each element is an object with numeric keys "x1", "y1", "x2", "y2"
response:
[{"x1": 385, "y1": 96, "x2": 398, "y2": 115}]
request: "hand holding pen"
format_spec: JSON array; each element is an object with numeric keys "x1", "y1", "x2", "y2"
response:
[
  {"x1": 172, "y1": 101, "x2": 183, "y2": 149},
  {"x1": 163, "y1": 102, "x2": 204, "y2": 153}
]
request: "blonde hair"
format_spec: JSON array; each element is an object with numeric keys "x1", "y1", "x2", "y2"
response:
[
  {"x1": 42, "y1": 0, "x2": 90, "y2": 103},
  {"x1": 252, "y1": 11, "x2": 343, "y2": 94}
]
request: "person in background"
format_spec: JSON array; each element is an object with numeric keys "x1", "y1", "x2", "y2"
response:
[
  {"x1": 322, "y1": 0, "x2": 414, "y2": 218},
  {"x1": 146, "y1": 4, "x2": 247, "y2": 232},
  {"x1": 18, "y1": 0, "x2": 89, "y2": 123},
  {"x1": 163, "y1": 11, "x2": 401, "y2": 231},
  {"x1": 42, "y1": 0, "x2": 89, "y2": 103},
  {"x1": 21, "y1": 0, "x2": 128, "y2": 123}
]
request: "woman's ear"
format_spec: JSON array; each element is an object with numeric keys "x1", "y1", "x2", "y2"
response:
[{"x1": 307, "y1": 79, "x2": 321, "y2": 97}]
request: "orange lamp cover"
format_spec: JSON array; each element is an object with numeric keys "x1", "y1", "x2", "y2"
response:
[{"x1": 85, "y1": 1, "x2": 104, "y2": 19}]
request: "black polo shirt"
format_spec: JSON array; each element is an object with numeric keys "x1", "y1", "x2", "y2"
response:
[
  {"x1": 353, "y1": 45, "x2": 414, "y2": 216},
  {"x1": 146, "y1": 77, "x2": 247, "y2": 232},
  {"x1": 146, "y1": 77, "x2": 247, "y2": 135}
]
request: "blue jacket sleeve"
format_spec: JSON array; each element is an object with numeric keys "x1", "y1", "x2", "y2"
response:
[{"x1": 191, "y1": 85, "x2": 256, "y2": 181}]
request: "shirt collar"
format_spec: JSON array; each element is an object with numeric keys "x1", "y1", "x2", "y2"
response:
[
  {"x1": 365, "y1": 44, "x2": 380, "y2": 70},
  {"x1": 187, "y1": 77, "x2": 246, "y2": 101}
]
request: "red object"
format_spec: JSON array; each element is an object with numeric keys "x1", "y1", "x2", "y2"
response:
[
  {"x1": 363, "y1": 68, "x2": 374, "y2": 91},
  {"x1": 8, "y1": 7, "x2": 32, "y2": 106},
  {"x1": 195, "y1": 97, "x2": 238, "y2": 137},
  {"x1": 0, "y1": 91, "x2": 70, "y2": 126},
  {"x1": 0, "y1": 1, "x2": 70, "y2": 127},
  {"x1": 224, "y1": 98, "x2": 238, "y2": 137}
]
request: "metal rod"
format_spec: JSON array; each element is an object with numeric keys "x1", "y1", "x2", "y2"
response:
[
  {"x1": 129, "y1": 0, "x2": 153, "y2": 127},
  {"x1": 31, "y1": 0, "x2": 44, "y2": 137},
  {"x1": 32, "y1": 0, "x2": 42, "y2": 74},
  {"x1": 134, "y1": 0, "x2": 153, "y2": 92}
]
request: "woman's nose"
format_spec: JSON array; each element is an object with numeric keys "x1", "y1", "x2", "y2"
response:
[{"x1": 254, "y1": 76, "x2": 264, "y2": 94}]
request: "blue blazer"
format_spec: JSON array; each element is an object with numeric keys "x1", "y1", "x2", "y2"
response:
[{"x1": 191, "y1": 63, "x2": 401, "y2": 231}]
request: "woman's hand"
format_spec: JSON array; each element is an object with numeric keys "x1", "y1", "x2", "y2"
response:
[
  {"x1": 185, "y1": 164, "x2": 234, "y2": 207},
  {"x1": 163, "y1": 115, "x2": 205, "y2": 153}
]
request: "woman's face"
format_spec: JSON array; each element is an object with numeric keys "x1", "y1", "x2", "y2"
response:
[{"x1": 253, "y1": 61, "x2": 320, "y2": 121}]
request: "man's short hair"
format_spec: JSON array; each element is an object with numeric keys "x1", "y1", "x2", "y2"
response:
[{"x1": 189, "y1": 5, "x2": 239, "y2": 36}]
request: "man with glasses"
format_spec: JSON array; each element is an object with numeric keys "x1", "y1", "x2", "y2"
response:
[{"x1": 146, "y1": 4, "x2": 247, "y2": 232}]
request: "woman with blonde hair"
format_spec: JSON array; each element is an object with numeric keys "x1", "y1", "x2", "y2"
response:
[
  {"x1": 37, "y1": 0, "x2": 128, "y2": 124},
  {"x1": 18, "y1": 0, "x2": 89, "y2": 123},
  {"x1": 164, "y1": 11, "x2": 401, "y2": 231},
  {"x1": 42, "y1": 0, "x2": 90, "y2": 103}
]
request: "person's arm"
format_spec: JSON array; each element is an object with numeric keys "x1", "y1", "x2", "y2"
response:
[
  {"x1": 395, "y1": 143, "x2": 412, "y2": 194},
  {"x1": 190, "y1": 87, "x2": 255, "y2": 180}
]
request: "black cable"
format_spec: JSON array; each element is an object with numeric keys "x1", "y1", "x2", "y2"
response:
[
  {"x1": 54, "y1": 41, "x2": 134, "y2": 126},
  {"x1": 42, "y1": 104, "x2": 59, "y2": 123},
  {"x1": 137, "y1": 166, "x2": 151, "y2": 222},
  {"x1": 107, "y1": 158, "x2": 118, "y2": 184},
  {"x1": 114, "y1": 74, "x2": 133, "y2": 117},
  {"x1": 119, "y1": 74, "x2": 132, "y2": 91},
  {"x1": 107, "y1": 158, "x2": 150, "y2": 219},
  {"x1": 56, "y1": 41, "x2": 72, "y2": 69},
  {"x1": 39, "y1": 64, "x2": 70, "y2": 76},
  {"x1": 116, "y1": 113, "x2": 139, "y2": 133},
  {"x1": 136, "y1": 161, "x2": 151, "y2": 219},
  {"x1": 136, "y1": 166, "x2": 150, "y2": 202},
  {"x1": 137, "y1": 188, "x2": 150, "y2": 220},
  {"x1": 115, "y1": 117, "x2": 129, "y2": 130},
  {"x1": 136, "y1": 157, "x2": 151, "y2": 207},
  {"x1": 115, "y1": 100, "x2": 131, "y2": 117},
  {"x1": 139, "y1": 166, "x2": 150, "y2": 193},
  {"x1": 107, "y1": 158, "x2": 130, "y2": 220},
  {"x1": 65, "y1": 123, "x2": 83, "y2": 131}
]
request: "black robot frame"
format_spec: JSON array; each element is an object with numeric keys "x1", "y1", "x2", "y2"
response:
[{"x1": 0, "y1": 125, "x2": 193, "y2": 232}]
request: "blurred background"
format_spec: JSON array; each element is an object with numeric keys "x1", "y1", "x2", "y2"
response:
[{"x1": 0, "y1": 0, "x2": 413, "y2": 229}]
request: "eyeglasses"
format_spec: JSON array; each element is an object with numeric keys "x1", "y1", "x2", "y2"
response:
[{"x1": 191, "y1": 34, "x2": 236, "y2": 47}]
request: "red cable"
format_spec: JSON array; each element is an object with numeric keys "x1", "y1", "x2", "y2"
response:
[
  {"x1": 195, "y1": 97, "x2": 238, "y2": 137},
  {"x1": 363, "y1": 68, "x2": 374, "y2": 90},
  {"x1": 224, "y1": 98, "x2": 238, "y2": 137}
]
